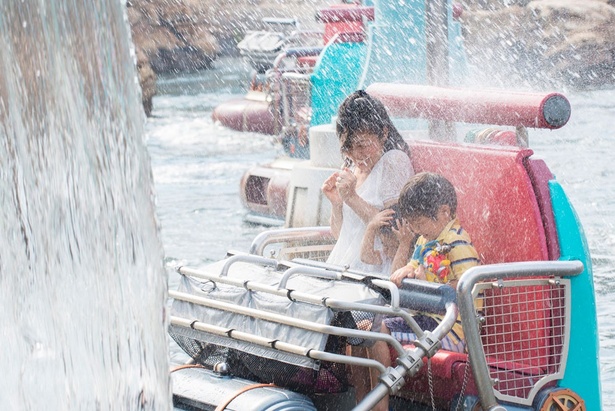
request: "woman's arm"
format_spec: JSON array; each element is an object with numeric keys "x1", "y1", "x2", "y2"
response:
[
  {"x1": 322, "y1": 172, "x2": 343, "y2": 238},
  {"x1": 343, "y1": 191, "x2": 381, "y2": 225},
  {"x1": 360, "y1": 224, "x2": 383, "y2": 265},
  {"x1": 336, "y1": 168, "x2": 380, "y2": 224},
  {"x1": 329, "y1": 203, "x2": 343, "y2": 239}
]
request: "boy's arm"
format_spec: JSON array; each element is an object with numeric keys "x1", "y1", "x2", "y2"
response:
[
  {"x1": 390, "y1": 235, "x2": 414, "y2": 274},
  {"x1": 360, "y1": 224, "x2": 383, "y2": 265}
]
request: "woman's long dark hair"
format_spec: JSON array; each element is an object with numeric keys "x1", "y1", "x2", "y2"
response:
[{"x1": 335, "y1": 90, "x2": 411, "y2": 159}]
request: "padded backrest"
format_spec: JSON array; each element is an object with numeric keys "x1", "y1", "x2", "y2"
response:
[{"x1": 408, "y1": 140, "x2": 549, "y2": 264}]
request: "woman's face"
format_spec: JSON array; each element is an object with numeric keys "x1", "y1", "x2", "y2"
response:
[{"x1": 343, "y1": 132, "x2": 384, "y2": 172}]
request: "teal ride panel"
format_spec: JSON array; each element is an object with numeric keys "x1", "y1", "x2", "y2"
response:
[
  {"x1": 550, "y1": 180, "x2": 602, "y2": 410},
  {"x1": 309, "y1": 0, "x2": 467, "y2": 128},
  {"x1": 310, "y1": 41, "x2": 366, "y2": 127}
]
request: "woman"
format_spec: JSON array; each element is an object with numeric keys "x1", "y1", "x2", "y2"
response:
[{"x1": 322, "y1": 90, "x2": 414, "y2": 273}]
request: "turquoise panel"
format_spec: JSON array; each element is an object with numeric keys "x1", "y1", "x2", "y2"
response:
[
  {"x1": 359, "y1": 0, "x2": 467, "y2": 88},
  {"x1": 310, "y1": 41, "x2": 366, "y2": 126},
  {"x1": 309, "y1": 0, "x2": 467, "y2": 128},
  {"x1": 550, "y1": 180, "x2": 602, "y2": 410}
]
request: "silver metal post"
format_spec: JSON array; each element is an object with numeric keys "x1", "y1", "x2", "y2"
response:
[{"x1": 425, "y1": 0, "x2": 454, "y2": 141}]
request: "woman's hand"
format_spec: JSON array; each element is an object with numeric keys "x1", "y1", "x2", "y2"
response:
[
  {"x1": 336, "y1": 168, "x2": 357, "y2": 202},
  {"x1": 392, "y1": 218, "x2": 414, "y2": 243},
  {"x1": 322, "y1": 172, "x2": 342, "y2": 206},
  {"x1": 367, "y1": 208, "x2": 395, "y2": 231}
]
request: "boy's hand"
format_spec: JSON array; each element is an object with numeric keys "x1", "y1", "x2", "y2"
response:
[
  {"x1": 390, "y1": 264, "x2": 426, "y2": 286},
  {"x1": 390, "y1": 264, "x2": 415, "y2": 287},
  {"x1": 414, "y1": 265, "x2": 426, "y2": 281}
]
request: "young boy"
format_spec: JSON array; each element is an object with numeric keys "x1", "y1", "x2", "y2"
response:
[
  {"x1": 352, "y1": 172, "x2": 480, "y2": 411},
  {"x1": 386, "y1": 171, "x2": 480, "y2": 351}
]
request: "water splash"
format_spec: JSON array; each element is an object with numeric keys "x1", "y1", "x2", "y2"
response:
[{"x1": 0, "y1": 2, "x2": 170, "y2": 409}]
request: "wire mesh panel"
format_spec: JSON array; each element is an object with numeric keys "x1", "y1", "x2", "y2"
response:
[{"x1": 475, "y1": 278, "x2": 570, "y2": 405}]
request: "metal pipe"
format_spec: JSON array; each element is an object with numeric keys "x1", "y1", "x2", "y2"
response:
[
  {"x1": 354, "y1": 301, "x2": 459, "y2": 411},
  {"x1": 171, "y1": 316, "x2": 387, "y2": 375},
  {"x1": 456, "y1": 261, "x2": 583, "y2": 411},
  {"x1": 249, "y1": 226, "x2": 333, "y2": 255},
  {"x1": 170, "y1": 290, "x2": 406, "y2": 354},
  {"x1": 176, "y1": 266, "x2": 421, "y2": 334},
  {"x1": 219, "y1": 254, "x2": 279, "y2": 277},
  {"x1": 277, "y1": 265, "x2": 342, "y2": 289},
  {"x1": 425, "y1": 0, "x2": 449, "y2": 87},
  {"x1": 425, "y1": 0, "x2": 452, "y2": 141}
]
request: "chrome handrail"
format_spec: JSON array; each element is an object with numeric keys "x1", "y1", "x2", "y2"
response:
[{"x1": 355, "y1": 299, "x2": 458, "y2": 411}]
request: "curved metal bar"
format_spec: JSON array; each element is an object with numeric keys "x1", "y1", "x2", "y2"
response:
[
  {"x1": 249, "y1": 226, "x2": 334, "y2": 256},
  {"x1": 457, "y1": 260, "x2": 583, "y2": 411},
  {"x1": 277, "y1": 265, "x2": 342, "y2": 289},
  {"x1": 170, "y1": 290, "x2": 406, "y2": 354},
  {"x1": 176, "y1": 265, "x2": 424, "y2": 344},
  {"x1": 219, "y1": 254, "x2": 280, "y2": 277},
  {"x1": 398, "y1": 279, "x2": 456, "y2": 314},
  {"x1": 171, "y1": 316, "x2": 388, "y2": 375},
  {"x1": 355, "y1": 301, "x2": 459, "y2": 411},
  {"x1": 370, "y1": 279, "x2": 400, "y2": 310}
]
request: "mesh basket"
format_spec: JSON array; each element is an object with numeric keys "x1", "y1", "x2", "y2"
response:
[{"x1": 170, "y1": 324, "x2": 349, "y2": 394}]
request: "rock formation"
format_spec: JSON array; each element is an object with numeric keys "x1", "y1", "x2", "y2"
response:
[
  {"x1": 126, "y1": 0, "x2": 329, "y2": 115},
  {"x1": 126, "y1": 0, "x2": 615, "y2": 115},
  {"x1": 460, "y1": 0, "x2": 615, "y2": 89},
  {"x1": 127, "y1": 0, "x2": 219, "y2": 75}
]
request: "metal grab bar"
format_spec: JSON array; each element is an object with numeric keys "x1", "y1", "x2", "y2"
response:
[
  {"x1": 249, "y1": 226, "x2": 334, "y2": 256},
  {"x1": 169, "y1": 289, "x2": 406, "y2": 356},
  {"x1": 457, "y1": 260, "x2": 584, "y2": 411},
  {"x1": 398, "y1": 278, "x2": 457, "y2": 315},
  {"x1": 218, "y1": 253, "x2": 280, "y2": 277},
  {"x1": 171, "y1": 315, "x2": 387, "y2": 375},
  {"x1": 175, "y1": 264, "x2": 419, "y2": 336},
  {"x1": 355, "y1": 300, "x2": 459, "y2": 411},
  {"x1": 277, "y1": 265, "x2": 342, "y2": 289}
]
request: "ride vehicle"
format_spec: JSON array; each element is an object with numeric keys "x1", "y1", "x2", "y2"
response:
[{"x1": 169, "y1": 83, "x2": 602, "y2": 410}]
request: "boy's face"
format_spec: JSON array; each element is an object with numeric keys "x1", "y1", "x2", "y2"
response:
[{"x1": 407, "y1": 205, "x2": 452, "y2": 241}]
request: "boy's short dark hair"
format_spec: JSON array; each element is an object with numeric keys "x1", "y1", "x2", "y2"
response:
[
  {"x1": 399, "y1": 172, "x2": 457, "y2": 219},
  {"x1": 379, "y1": 203, "x2": 400, "y2": 235}
]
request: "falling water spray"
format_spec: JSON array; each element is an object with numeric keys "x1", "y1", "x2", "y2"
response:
[{"x1": 0, "y1": 1, "x2": 170, "y2": 409}]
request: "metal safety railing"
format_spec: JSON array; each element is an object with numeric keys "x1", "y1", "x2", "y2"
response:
[
  {"x1": 457, "y1": 260, "x2": 583, "y2": 410},
  {"x1": 170, "y1": 254, "x2": 459, "y2": 411}
]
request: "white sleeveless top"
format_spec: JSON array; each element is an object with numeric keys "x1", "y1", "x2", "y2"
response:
[{"x1": 326, "y1": 149, "x2": 413, "y2": 273}]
